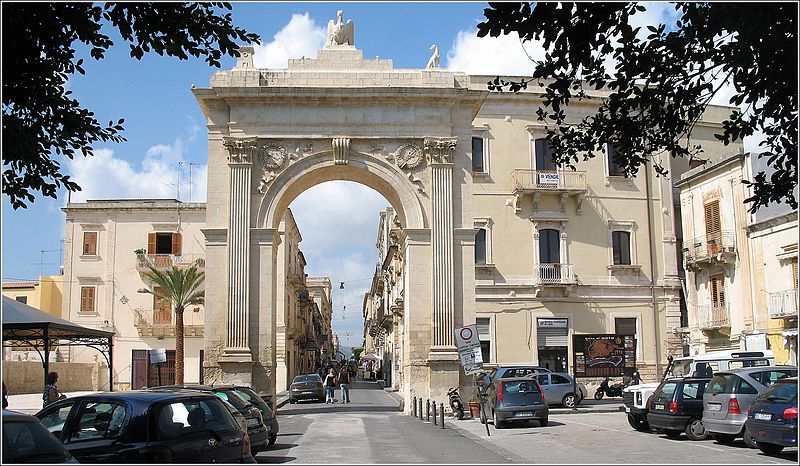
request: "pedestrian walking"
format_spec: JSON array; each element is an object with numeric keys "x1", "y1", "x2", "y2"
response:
[
  {"x1": 3, "y1": 381, "x2": 9, "y2": 409},
  {"x1": 324, "y1": 368, "x2": 337, "y2": 404},
  {"x1": 339, "y1": 364, "x2": 352, "y2": 403},
  {"x1": 42, "y1": 371, "x2": 67, "y2": 408}
]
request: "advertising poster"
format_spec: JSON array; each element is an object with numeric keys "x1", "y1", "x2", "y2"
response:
[{"x1": 572, "y1": 334, "x2": 636, "y2": 377}]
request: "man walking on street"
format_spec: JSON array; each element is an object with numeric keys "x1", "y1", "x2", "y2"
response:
[{"x1": 339, "y1": 364, "x2": 352, "y2": 403}]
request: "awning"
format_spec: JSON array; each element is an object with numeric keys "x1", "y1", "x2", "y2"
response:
[
  {"x1": 361, "y1": 353, "x2": 381, "y2": 361},
  {"x1": 782, "y1": 329, "x2": 798, "y2": 337}
]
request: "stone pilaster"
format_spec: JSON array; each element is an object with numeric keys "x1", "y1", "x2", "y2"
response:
[
  {"x1": 425, "y1": 137, "x2": 458, "y2": 350},
  {"x1": 220, "y1": 137, "x2": 258, "y2": 369}
]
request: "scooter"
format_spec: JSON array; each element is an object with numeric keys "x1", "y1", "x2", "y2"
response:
[
  {"x1": 447, "y1": 386, "x2": 465, "y2": 420},
  {"x1": 594, "y1": 376, "x2": 626, "y2": 399}
]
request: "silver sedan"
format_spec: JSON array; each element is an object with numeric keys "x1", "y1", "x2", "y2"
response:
[{"x1": 533, "y1": 372, "x2": 588, "y2": 408}]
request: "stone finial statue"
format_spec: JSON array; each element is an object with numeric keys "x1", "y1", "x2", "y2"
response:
[
  {"x1": 426, "y1": 44, "x2": 440, "y2": 69},
  {"x1": 326, "y1": 10, "x2": 354, "y2": 46}
]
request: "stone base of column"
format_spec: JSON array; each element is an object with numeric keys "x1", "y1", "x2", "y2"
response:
[
  {"x1": 427, "y1": 348, "x2": 459, "y2": 361},
  {"x1": 428, "y1": 358, "x2": 461, "y2": 400},
  {"x1": 218, "y1": 348, "x2": 254, "y2": 386}
]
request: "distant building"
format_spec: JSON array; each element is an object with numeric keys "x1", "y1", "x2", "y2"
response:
[{"x1": 2, "y1": 275, "x2": 64, "y2": 361}]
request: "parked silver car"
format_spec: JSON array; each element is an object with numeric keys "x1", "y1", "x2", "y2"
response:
[
  {"x1": 533, "y1": 372, "x2": 588, "y2": 408},
  {"x1": 702, "y1": 365, "x2": 797, "y2": 447}
]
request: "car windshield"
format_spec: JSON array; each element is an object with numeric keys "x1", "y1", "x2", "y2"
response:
[
  {"x1": 501, "y1": 380, "x2": 540, "y2": 394},
  {"x1": 155, "y1": 398, "x2": 238, "y2": 440},
  {"x1": 2, "y1": 419, "x2": 70, "y2": 463},
  {"x1": 212, "y1": 389, "x2": 248, "y2": 411},
  {"x1": 231, "y1": 387, "x2": 272, "y2": 419},
  {"x1": 294, "y1": 375, "x2": 321, "y2": 383},
  {"x1": 670, "y1": 359, "x2": 693, "y2": 377},
  {"x1": 756, "y1": 381, "x2": 798, "y2": 404}
]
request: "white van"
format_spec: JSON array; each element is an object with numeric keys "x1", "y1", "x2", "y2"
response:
[{"x1": 622, "y1": 350, "x2": 775, "y2": 432}]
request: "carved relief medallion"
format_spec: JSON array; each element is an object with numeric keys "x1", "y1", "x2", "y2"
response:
[
  {"x1": 393, "y1": 143, "x2": 424, "y2": 170},
  {"x1": 258, "y1": 143, "x2": 288, "y2": 170}
]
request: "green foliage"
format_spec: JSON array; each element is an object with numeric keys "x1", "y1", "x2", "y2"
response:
[
  {"x1": 2, "y1": 2, "x2": 260, "y2": 209},
  {"x1": 351, "y1": 347, "x2": 364, "y2": 360},
  {"x1": 478, "y1": 2, "x2": 797, "y2": 212},
  {"x1": 138, "y1": 265, "x2": 205, "y2": 311}
]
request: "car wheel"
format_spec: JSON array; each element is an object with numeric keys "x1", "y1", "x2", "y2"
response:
[
  {"x1": 757, "y1": 442, "x2": 784, "y2": 455},
  {"x1": 562, "y1": 393, "x2": 577, "y2": 408},
  {"x1": 493, "y1": 409, "x2": 504, "y2": 429},
  {"x1": 743, "y1": 431, "x2": 758, "y2": 449},
  {"x1": 268, "y1": 434, "x2": 277, "y2": 447},
  {"x1": 627, "y1": 414, "x2": 650, "y2": 432},
  {"x1": 711, "y1": 433, "x2": 737, "y2": 444},
  {"x1": 539, "y1": 417, "x2": 549, "y2": 427},
  {"x1": 664, "y1": 429, "x2": 683, "y2": 438},
  {"x1": 684, "y1": 418, "x2": 708, "y2": 441}
]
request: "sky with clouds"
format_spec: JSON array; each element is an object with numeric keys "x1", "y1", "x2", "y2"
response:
[{"x1": 2, "y1": 2, "x2": 761, "y2": 349}]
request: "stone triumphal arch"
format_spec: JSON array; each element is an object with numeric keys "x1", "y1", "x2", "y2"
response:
[{"x1": 193, "y1": 14, "x2": 484, "y2": 407}]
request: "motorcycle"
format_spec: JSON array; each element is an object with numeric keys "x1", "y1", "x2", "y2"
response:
[
  {"x1": 447, "y1": 386, "x2": 465, "y2": 420},
  {"x1": 594, "y1": 376, "x2": 626, "y2": 399}
]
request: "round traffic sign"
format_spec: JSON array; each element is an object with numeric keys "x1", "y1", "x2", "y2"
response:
[{"x1": 460, "y1": 327, "x2": 473, "y2": 341}]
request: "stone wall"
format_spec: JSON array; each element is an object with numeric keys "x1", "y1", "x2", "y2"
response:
[{"x1": 2, "y1": 361, "x2": 108, "y2": 395}]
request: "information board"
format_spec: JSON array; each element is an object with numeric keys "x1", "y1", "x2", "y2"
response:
[{"x1": 572, "y1": 334, "x2": 636, "y2": 377}]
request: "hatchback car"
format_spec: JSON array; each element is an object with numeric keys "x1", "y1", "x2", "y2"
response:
[
  {"x1": 150, "y1": 385, "x2": 270, "y2": 454},
  {"x1": 289, "y1": 374, "x2": 326, "y2": 403},
  {"x1": 480, "y1": 377, "x2": 549, "y2": 428},
  {"x1": 533, "y1": 372, "x2": 588, "y2": 408},
  {"x1": 34, "y1": 390, "x2": 255, "y2": 463},
  {"x1": 3, "y1": 409, "x2": 77, "y2": 464},
  {"x1": 703, "y1": 366, "x2": 796, "y2": 447},
  {"x1": 647, "y1": 377, "x2": 711, "y2": 440},
  {"x1": 744, "y1": 376, "x2": 798, "y2": 455}
]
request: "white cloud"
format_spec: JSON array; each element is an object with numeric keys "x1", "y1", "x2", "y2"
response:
[
  {"x1": 446, "y1": 29, "x2": 543, "y2": 76},
  {"x1": 252, "y1": 13, "x2": 326, "y2": 69},
  {"x1": 66, "y1": 130, "x2": 207, "y2": 203}
]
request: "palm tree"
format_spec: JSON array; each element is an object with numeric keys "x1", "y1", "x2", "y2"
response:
[{"x1": 138, "y1": 264, "x2": 204, "y2": 385}]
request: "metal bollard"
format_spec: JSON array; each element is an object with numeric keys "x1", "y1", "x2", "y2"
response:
[
  {"x1": 412, "y1": 396, "x2": 417, "y2": 417},
  {"x1": 433, "y1": 402, "x2": 437, "y2": 425},
  {"x1": 419, "y1": 398, "x2": 424, "y2": 419},
  {"x1": 440, "y1": 402, "x2": 445, "y2": 428},
  {"x1": 426, "y1": 399, "x2": 431, "y2": 421}
]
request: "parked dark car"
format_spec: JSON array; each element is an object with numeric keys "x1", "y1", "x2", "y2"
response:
[
  {"x1": 34, "y1": 390, "x2": 255, "y2": 463},
  {"x1": 149, "y1": 385, "x2": 270, "y2": 454},
  {"x1": 226, "y1": 386, "x2": 279, "y2": 447},
  {"x1": 703, "y1": 366, "x2": 796, "y2": 447},
  {"x1": 744, "y1": 376, "x2": 798, "y2": 455},
  {"x1": 289, "y1": 374, "x2": 326, "y2": 403},
  {"x1": 480, "y1": 376, "x2": 549, "y2": 429},
  {"x1": 3, "y1": 409, "x2": 78, "y2": 464},
  {"x1": 647, "y1": 376, "x2": 712, "y2": 440}
]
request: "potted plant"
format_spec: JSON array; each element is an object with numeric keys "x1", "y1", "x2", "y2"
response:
[
  {"x1": 466, "y1": 393, "x2": 481, "y2": 418},
  {"x1": 134, "y1": 248, "x2": 146, "y2": 257}
]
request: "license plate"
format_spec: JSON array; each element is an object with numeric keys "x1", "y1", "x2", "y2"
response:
[
  {"x1": 625, "y1": 406, "x2": 631, "y2": 413},
  {"x1": 754, "y1": 413, "x2": 772, "y2": 421},
  {"x1": 654, "y1": 404, "x2": 665, "y2": 411},
  {"x1": 514, "y1": 412, "x2": 534, "y2": 417},
  {"x1": 246, "y1": 418, "x2": 260, "y2": 427},
  {"x1": 707, "y1": 403, "x2": 722, "y2": 411}
]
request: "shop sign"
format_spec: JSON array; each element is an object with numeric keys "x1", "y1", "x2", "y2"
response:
[{"x1": 537, "y1": 318, "x2": 569, "y2": 328}]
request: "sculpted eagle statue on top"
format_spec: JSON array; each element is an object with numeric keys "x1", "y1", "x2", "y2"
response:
[{"x1": 327, "y1": 10, "x2": 354, "y2": 46}]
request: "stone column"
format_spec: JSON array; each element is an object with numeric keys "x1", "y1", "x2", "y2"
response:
[
  {"x1": 251, "y1": 227, "x2": 280, "y2": 401},
  {"x1": 425, "y1": 137, "x2": 458, "y2": 350},
  {"x1": 219, "y1": 137, "x2": 257, "y2": 380}
]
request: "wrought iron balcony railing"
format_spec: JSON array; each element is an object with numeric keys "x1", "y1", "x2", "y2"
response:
[
  {"x1": 533, "y1": 263, "x2": 576, "y2": 286},
  {"x1": 697, "y1": 303, "x2": 730, "y2": 329},
  {"x1": 136, "y1": 254, "x2": 205, "y2": 271},
  {"x1": 511, "y1": 169, "x2": 588, "y2": 192},
  {"x1": 684, "y1": 231, "x2": 735, "y2": 264},
  {"x1": 132, "y1": 308, "x2": 204, "y2": 337},
  {"x1": 767, "y1": 289, "x2": 799, "y2": 319}
]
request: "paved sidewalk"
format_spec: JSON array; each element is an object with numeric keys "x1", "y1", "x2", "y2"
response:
[{"x1": 6, "y1": 391, "x2": 97, "y2": 415}]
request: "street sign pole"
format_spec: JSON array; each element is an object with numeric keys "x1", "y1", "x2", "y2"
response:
[{"x1": 475, "y1": 374, "x2": 490, "y2": 437}]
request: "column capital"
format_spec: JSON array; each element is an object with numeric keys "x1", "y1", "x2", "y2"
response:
[
  {"x1": 424, "y1": 136, "x2": 457, "y2": 164},
  {"x1": 223, "y1": 137, "x2": 258, "y2": 163}
]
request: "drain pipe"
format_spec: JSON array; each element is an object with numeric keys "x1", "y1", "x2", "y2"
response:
[{"x1": 644, "y1": 159, "x2": 662, "y2": 376}]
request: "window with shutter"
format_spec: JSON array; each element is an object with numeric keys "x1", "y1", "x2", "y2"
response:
[
  {"x1": 153, "y1": 286, "x2": 172, "y2": 324},
  {"x1": 472, "y1": 137, "x2": 484, "y2": 172},
  {"x1": 83, "y1": 232, "x2": 98, "y2": 256},
  {"x1": 147, "y1": 233, "x2": 156, "y2": 255},
  {"x1": 612, "y1": 231, "x2": 632, "y2": 265},
  {"x1": 792, "y1": 258, "x2": 798, "y2": 289},
  {"x1": 711, "y1": 275, "x2": 725, "y2": 308},
  {"x1": 80, "y1": 286, "x2": 95, "y2": 313},
  {"x1": 171, "y1": 233, "x2": 182, "y2": 256},
  {"x1": 704, "y1": 201, "x2": 721, "y2": 254}
]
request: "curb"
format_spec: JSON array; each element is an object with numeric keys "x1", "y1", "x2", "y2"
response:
[{"x1": 444, "y1": 420, "x2": 532, "y2": 464}]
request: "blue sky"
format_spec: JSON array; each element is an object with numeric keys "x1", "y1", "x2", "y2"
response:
[{"x1": 2, "y1": 2, "x2": 754, "y2": 349}]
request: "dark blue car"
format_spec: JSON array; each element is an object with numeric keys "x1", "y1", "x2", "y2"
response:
[
  {"x1": 35, "y1": 390, "x2": 255, "y2": 463},
  {"x1": 744, "y1": 377, "x2": 797, "y2": 455}
]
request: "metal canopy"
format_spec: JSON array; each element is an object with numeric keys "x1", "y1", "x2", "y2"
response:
[{"x1": 2, "y1": 295, "x2": 115, "y2": 391}]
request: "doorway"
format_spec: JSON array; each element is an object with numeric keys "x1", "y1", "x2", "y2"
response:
[{"x1": 538, "y1": 348, "x2": 568, "y2": 372}]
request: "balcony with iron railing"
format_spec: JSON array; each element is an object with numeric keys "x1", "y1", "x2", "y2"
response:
[
  {"x1": 133, "y1": 308, "x2": 204, "y2": 338},
  {"x1": 533, "y1": 263, "x2": 576, "y2": 297},
  {"x1": 511, "y1": 169, "x2": 588, "y2": 212},
  {"x1": 684, "y1": 231, "x2": 736, "y2": 266},
  {"x1": 767, "y1": 289, "x2": 799, "y2": 319},
  {"x1": 697, "y1": 302, "x2": 730, "y2": 330},
  {"x1": 136, "y1": 253, "x2": 206, "y2": 272}
]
